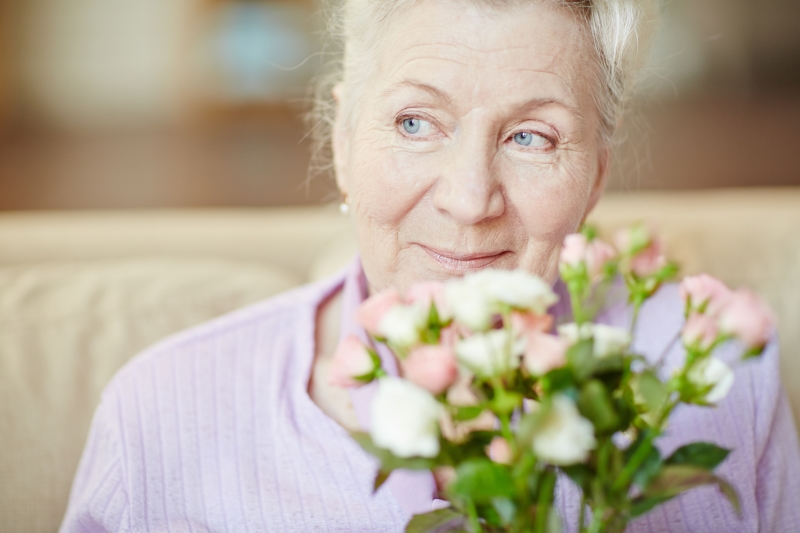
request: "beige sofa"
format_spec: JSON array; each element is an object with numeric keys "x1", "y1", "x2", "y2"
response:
[{"x1": 1, "y1": 188, "x2": 798, "y2": 533}]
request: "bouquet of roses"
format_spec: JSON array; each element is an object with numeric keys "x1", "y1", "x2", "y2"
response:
[{"x1": 330, "y1": 224, "x2": 775, "y2": 533}]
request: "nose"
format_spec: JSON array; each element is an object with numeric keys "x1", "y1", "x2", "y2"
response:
[{"x1": 432, "y1": 134, "x2": 505, "y2": 226}]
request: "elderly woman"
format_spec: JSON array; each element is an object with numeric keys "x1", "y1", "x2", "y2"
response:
[{"x1": 61, "y1": 0, "x2": 800, "y2": 531}]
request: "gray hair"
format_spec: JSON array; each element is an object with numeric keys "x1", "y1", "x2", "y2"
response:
[{"x1": 308, "y1": 0, "x2": 660, "y2": 179}]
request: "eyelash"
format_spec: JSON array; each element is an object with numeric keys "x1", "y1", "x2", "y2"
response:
[
  {"x1": 507, "y1": 130, "x2": 556, "y2": 152},
  {"x1": 395, "y1": 113, "x2": 557, "y2": 152},
  {"x1": 395, "y1": 114, "x2": 437, "y2": 139}
]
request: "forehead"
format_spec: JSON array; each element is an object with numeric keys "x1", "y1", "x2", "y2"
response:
[{"x1": 374, "y1": 0, "x2": 594, "y2": 112}]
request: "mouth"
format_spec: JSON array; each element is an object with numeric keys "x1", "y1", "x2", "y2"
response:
[{"x1": 417, "y1": 244, "x2": 510, "y2": 272}]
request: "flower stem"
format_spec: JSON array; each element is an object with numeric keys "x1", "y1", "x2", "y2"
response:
[
  {"x1": 535, "y1": 471, "x2": 556, "y2": 533},
  {"x1": 612, "y1": 433, "x2": 654, "y2": 493},
  {"x1": 629, "y1": 300, "x2": 642, "y2": 337},
  {"x1": 466, "y1": 499, "x2": 482, "y2": 533}
]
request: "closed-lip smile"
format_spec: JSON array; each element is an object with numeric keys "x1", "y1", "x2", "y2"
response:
[{"x1": 417, "y1": 244, "x2": 508, "y2": 271}]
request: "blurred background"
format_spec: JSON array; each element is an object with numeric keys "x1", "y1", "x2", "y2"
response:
[{"x1": 0, "y1": 0, "x2": 798, "y2": 210}]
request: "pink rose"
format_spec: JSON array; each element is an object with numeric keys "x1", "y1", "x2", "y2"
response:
[
  {"x1": 682, "y1": 312, "x2": 719, "y2": 350},
  {"x1": 560, "y1": 233, "x2": 589, "y2": 266},
  {"x1": 717, "y1": 289, "x2": 776, "y2": 349},
  {"x1": 488, "y1": 437, "x2": 512, "y2": 464},
  {"x1": 406, "y1": 282, "x2": 450, "y2": 321},
  {"x1": 680, "y1": 274, "x2": 732, "y2": 315},
  {"x1": 613, "y1": 224, "x2": 650, "y2": 255},
  {"x1": 523, "y1": 331, "x2": 568, "y2": 376},
  {"x1": 402, "y1": 344, "x2": 458, "y2": 395},
  {"x1": 585, "y1": 239, "x2": 617, "y2": 279},
  {"x1": 356, "y1": 288, "x2": 403, "y2": 335},
  {"x1": 630, "y1": 239, "x2": 667, "y2": 277},
  {"x1": 510, "y1": 311, "x2": 554, "y2": 336},
  {"x1": 328, "y1": 335, "x2": 377, "y2": 388}
]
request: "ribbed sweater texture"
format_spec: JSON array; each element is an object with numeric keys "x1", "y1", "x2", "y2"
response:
[{"x1": 60, "y1": 259, "x2": 800, "y2": 532}]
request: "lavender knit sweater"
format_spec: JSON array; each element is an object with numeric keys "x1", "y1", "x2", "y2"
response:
[{"x1": 60, "y1": 259, "x2": 800, "y2": 532}]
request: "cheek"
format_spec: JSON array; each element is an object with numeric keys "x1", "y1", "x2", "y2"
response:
[
  {"x1": 346, "y1": 127, "x2": 439, "y2": 291},
  {"x1": 349, "y1": 131, "x2": 434, "y2": 225},
  {"x1": 506, "y1": 156, "x2": 596, "y2": 238}
]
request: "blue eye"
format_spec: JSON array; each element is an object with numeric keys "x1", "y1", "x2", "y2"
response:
[
  {"x1": 403, "y1": 118, "x2": 421, "y2": 134},
  {"x1": 513, "y1": 132, "x2": 534, "y2": 146}
]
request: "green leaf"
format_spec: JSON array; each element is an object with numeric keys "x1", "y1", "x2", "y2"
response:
[
  {"x1": 439, "y1": 431, "x2": 495, "y2": 465},
  {"x1": 665, "y1": 442, "x2": 731, "y2": 470},
  {"x1": 590, "y1": 354, "x2": 626, "y2": 376},
  {"x1": 491, "y1": 497, "x2": 516, "y2": 525},
  {"x1": 634, "y1": 370, "x2": 669, "y2": 413},
  {"x1": 580, "y1": 224, "x2": 598, "y2": 241},
  {"x1": 539, "y1": 368, "x2": 577, "y2": 395},
  {"x1": 567, "y1": 339, "x2": 596, "y2": 382},
  {"x1": 643, "y1": 465, "x2": 741, "y2": 516},
  {"x1": 350, "y1": 432, "x2": 437, "y2": 472},
  {"x1": 448, "y1": 459, "x2": 516, "y2": 505},
  {"x1": 453, "y1": 405, "x2": 486, "y2": 422},
  {"x1": 546, "y1": 506, "x2": 563, "y2": 533},
  {"x1": 742, "y1": 345, "x2": 765, "y2": 360},
  {"x1": 374, "y1": 470, "x2": 391, "y2": 491},
  {"x1": 561, "y1": 464, "x2": 593, "y2": 491},
  {"x1": 491, "y1": 389, "x2": 523, "y2": 415},
  {"x1": 630, "y1": 494, "x2": 676, "y2": 517},
  {"x1": 405, "y1": 508, "x2": 468, "y2": 533},
  {"x1": 632, "y1": 446, "x2": 663, "y2": 489},
  {"x1": 577, "y1": 380, "x2": 620, "y2": 433}
]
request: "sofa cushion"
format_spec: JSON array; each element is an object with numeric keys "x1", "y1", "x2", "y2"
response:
[{"x1": 0, "y1": 257, "x2": 302, "y2": 533}]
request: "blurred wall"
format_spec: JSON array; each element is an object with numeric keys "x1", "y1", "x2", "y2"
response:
[
  {"x1": 13, "y1": 0, "x2": 194, "y2": 130},
  {"x1": 0, "y1": 0, "x2": 798, "y2": 209}
]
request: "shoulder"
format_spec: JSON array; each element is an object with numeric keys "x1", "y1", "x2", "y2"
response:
[{"x1": 94, "y1": 271, "x2": 344, "y2": 442}]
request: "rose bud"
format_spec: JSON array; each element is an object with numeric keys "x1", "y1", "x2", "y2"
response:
[
  {"x1": 356, "y1": 288, "x2": 403, "y2": 336},
  {"x1": 328, "y1": 335, "x2": 379, "y2": 388},
  {"x1": 406, "y1": 281, "x2": 451, "y2": 321},
  {"x1": 717, "y1": 289, "x2": 776, "y2": 350},
  {"x1": 680, "y1": 274, "x2": 732, "y2": 315},
  {"x1": 682, "y1": 312, "x2": 719, "y2": 351},
  {"x1": 402, "y1": 344, "x2": 459, "y2": 395},
  {"x1": 630, "y1": 238, "x2": 668, "y2": 277},
  {"x1": 488, "y1": 437, "x2": 513, "y2": 464},
  {"x1": 560, "y1": 233, "x2": 589, "y2": 266},
  {"x1": 585, "y1": 238, "x2": 617, "y2": 280},
  {"x1": 523, "y1": 331, "x2": 568, "y2": 376},
  {"x1": 687, "y1": 357, "x2": 735, "y2": 404},
  {"x1": 510, "y1": 310, "x2": 554, "y2": 336},
  {"x1": 613, "y1": 224, "x2": 651, "y2": 256}
]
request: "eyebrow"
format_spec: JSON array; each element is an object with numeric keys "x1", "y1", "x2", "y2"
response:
[
  {"x1": 379, "y1": 79, "x2": 581, "y2": 118},
  {"x1": 379, "y1": 80, "x2": 454, "y2": 106}
]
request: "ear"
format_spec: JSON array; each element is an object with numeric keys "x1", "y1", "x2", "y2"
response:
[
  {"x1": 583, "y1": 143, "x2": 611, "y2": 223},
  {"x1": 331, "y1": 83, "x2": 350, "y2": 194}
]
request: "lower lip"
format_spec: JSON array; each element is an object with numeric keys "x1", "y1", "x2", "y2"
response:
[{"x1": 420, "y1": 246, "x2": 507, "y2": 271}]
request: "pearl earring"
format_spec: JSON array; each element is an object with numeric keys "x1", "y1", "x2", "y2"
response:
[{"x1": 338, "y1": 193, "x2": 349, "y2": 215}]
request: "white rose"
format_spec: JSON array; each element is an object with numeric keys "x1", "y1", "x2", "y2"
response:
[
  {"x1": 557, "y1": 323, "x2": 631, "y2": 359},
  {"x1": 687, "y1": 357, "x2": 734, "y2": 404},
  {"x1": 469, "y1": 269, "x2": 558, "y2": 313},
  {"x1": 455, "y1": 330, "x2": 524, "y2": 378},
  {"x1": 445, "y1": 279, "x2": 493, "y2": 331},
  {"x1": 532, "y1": 394, "x2": 596, "y2": 465},
  {"x1": 591, "y1": 324, "x2": 632, "y2": 358},
  {"x1": 378, "y1": 304, "x2": 427, "y2": 347},
  {"x1": 557, "y1": 322, "x2": 590, "y2": 345},
  {"x1": 370, "y1": 378, "x2": 444, "y2": 458}
]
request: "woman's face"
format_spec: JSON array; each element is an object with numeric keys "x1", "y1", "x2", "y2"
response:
[{"x1": 334, "y1": 0, "x2": 609, "y2": 294}]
